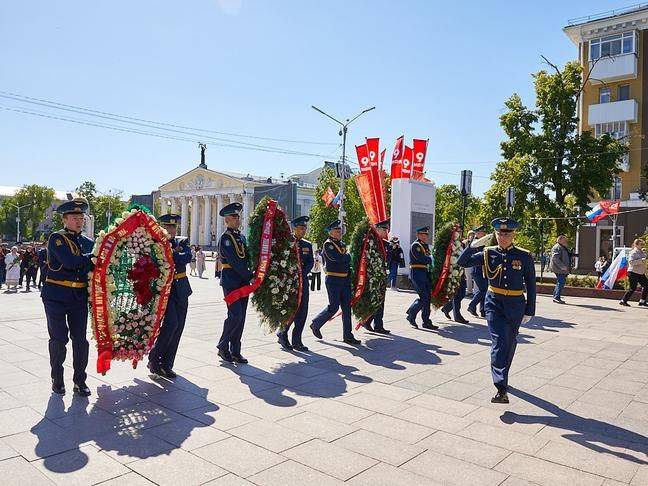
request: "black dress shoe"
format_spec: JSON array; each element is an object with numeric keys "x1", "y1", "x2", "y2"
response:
[
  {"x1": 218, "y1": 349, "x2": 233, "y2": 363},
  {"x1": 310, "y1": 324, "x2": 323, "y2": 339},
  {"x1": 73, "y1": 383, "x2": 91, "y2": 397},
  {"x1": 406, "y1": 316, "x2": 418, "y2": 329},
  {"x1": 231, "y1": 354, "x2": 248, "y2": 364},
  {"x1": 343, "y1": 337, "x2": 361, "y2": 345},
  {"x1": 52, "y1": 382, "x2": 65, "y2": 395},
  {"x1": 422, "y1": 321, "x2": 439, "y2": 330},
  {"x1": 442, "y1": 309, "x2": 452, "y2": 320},
  {"x1": 619, "y1": 301, "x2": 630, "y2": 307},
  {"x1": 491, "y1": 391, "x2": 509, "y2": 404},
  {"x1": 362, "y1": 323, "x2": 375, "y2": 332},
  {"x1": 161, "y1": 368, "x2": 177, "y2": 379},
  {"x1": 277, "y1": 334, "x2": 293, "y2": 351},
  {"x1": 373, "y1": 327, "x2": 391, "y2": 334},
  {"x1": 467, "y1": 308, "x2": 479, "y2": 318},
  {"x1": 293, "y1": 343, "x2": 309, "y2": 352},
  {"x1": 454, "y1": 316, "x2": 469, "y2": 324},
  {"x1": 639, "y1": 301, "x2": 648, "y2": 307}
]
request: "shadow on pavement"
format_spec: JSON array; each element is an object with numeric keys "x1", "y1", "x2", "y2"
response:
[
  {"x1": 503, "y1": 388, "x2": 648, "y2": 464},
  {"x1": 33, "y1": 377, "x2": 216, "y2": 473},
  {"x1": 568, "y1": 303, "x2": 623, "y2": 312}
]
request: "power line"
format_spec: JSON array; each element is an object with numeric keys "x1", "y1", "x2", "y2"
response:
[{"x1": 0, "y1": 90, "x2": 339, "y2": 146}]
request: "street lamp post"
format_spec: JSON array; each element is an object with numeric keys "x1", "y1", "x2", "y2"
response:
[
  {"x1": 311, "y1": 105, "x2": 375, "y2": 235},
  {"x1": 9, "y1": 203, "x2": 30, "y2": 243}
]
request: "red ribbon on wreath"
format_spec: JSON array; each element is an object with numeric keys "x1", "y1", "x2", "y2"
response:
[
  {"x1": 431, "y1": 224, "x2": 460, "y2": 300},
  {"x1": 224, "y1": 199, "x2": 277, "y2": 306}
]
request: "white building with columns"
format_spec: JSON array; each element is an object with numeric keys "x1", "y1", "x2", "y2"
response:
[{"x1": 158, "y1": 165, "x2": 318, "y2": 248}]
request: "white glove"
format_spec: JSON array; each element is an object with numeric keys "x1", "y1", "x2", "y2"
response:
[
  {"x1": 470, "y1": 234, "x2": 492, "y2": 248},
  {"x1": 521, "y1": 315, "x2": 532, "y2": 325}
]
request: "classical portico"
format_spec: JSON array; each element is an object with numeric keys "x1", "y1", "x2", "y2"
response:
[{"x1": 159, "y1": 167, "x2": 261, "y2": 247}]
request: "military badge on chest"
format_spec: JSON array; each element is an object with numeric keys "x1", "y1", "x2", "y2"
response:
[{"x1": 512, "y1": 260, "x2": 522, "y2": 270}]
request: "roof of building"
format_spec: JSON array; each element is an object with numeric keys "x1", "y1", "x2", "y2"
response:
[
  {"x1": 567, "y1": 3, "x2": 648, "y2": 27},
  {"x1": 0, "y1": 185, "x2": 73, "y2": 201}
]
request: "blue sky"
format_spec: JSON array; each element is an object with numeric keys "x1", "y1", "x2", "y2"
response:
[{"x1": 0, "y1": 0, "x2": 629, "y2": 197}]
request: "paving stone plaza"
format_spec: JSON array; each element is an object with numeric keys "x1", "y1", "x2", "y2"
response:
[{"x1": 1, "y1": 263, "x2": 648, "y2": 485}]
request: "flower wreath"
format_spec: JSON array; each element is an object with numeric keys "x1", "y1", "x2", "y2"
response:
[
  {"x1": 430, "y1": 222, "x2": 464, "y2": 309},
  {"x1": 247, "y1": 197, "x2": 302, "y2": 333},
  {"x1": 89, "y1": 209, "x2": 174, "y2": 374},
  {"x1": 350, "y1": 217, "x2": 388, "y2": 327}
]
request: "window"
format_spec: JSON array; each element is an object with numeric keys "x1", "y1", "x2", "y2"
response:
[
  {"x1": 594, "y1": 121, "x2": 628, "y2": 139},
  {"x1": 590, "y1": 32, "x2": 635, "y2": 60},
  {"x1": 618, "y1": 84, "x2": 630, "y2": 101},
  {"x1": 599, "y1": 87, "x2": 611, "y2": 103}
]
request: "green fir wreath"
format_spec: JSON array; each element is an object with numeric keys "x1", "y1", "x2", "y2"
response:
[
  {"x1": 350, "y1": 217, "x2": 388, "y2": 323},
  {"x1": 247, "y1": 197, "x2": 301, "y2": 333},
  {"x1": 429, "y1": 222, "x2": 464, "y2": 309}
]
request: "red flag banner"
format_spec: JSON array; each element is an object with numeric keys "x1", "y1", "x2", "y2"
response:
[
  {"x1": 356, "y1": 144, "x2": 371, "y2": 174},
  {"x1": 379, "y1": 149, "x2": 386, "y2": 171},
  {"x1": 401, "y1": 145, "x2": 413, "y2": 179},
  {"x1": 224, "y1": 199, "x2": 278, "y2": 305},
  {"x1": 322, "y1": 186, "x2": 335, "y2": 206},
  {"x1": 366, "y1": 138, "x2": 380, "y2": 169},
  {"x1": 412, "y1": 138, "x2": 428, "y2": 174},
  {"x1": 390, "y1": 136, "x2": 404, "y2": 180},
  {"x1": 601, "y1": 200, "x2": 620, "y2": 215},
  {"x1": 354, "y1": 174, "x2": 380, "y2": 224}
]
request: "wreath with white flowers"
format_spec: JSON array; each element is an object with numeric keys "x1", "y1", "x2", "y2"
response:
[
  {"x1": 430, "y1": 222, "x2": 464, "y2": 308},
  {"x1": 350, "y1": 218, "x2": 387, "y2": 325},
  {"x1": 89, "y1": 209, "x2": 174, "y2": 374},
  {"x1": 247, "y1": 197, "x2": 301, "y2": 333}
]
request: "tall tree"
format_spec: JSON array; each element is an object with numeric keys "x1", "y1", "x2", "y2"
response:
[
  {"x1": 498, "y1": 60, "x2": 627, "y2": 234},
  {"x1": 308, "y1": 167, "x2": 365, "y2": 246},
  {"x1": 76, "y1": 181, "x2": 97, "y2": 206},
  {"x1": 434, "y1": 184, "x2": 482, "y2": 232},
  {"x1": 93, "y1": 192, "x2": 127, "y2": 232},
  {"x1": 0, "y1": 185, "x2": 56, "y2": 241}
]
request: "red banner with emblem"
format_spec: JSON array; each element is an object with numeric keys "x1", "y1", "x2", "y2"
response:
[
  {"x1": 412, "y1": 138, "x2": 428, "y2": 175},
  {"x1": 390, "y1": 135, "x2": 404, "y2": 180},
  {"x1": 401, "y1": 145, "x2": 413, "y2": 179},
  {"x1": 356, "y1": 144, "x2": 370, "y2": 174},
  {"x1": 322, "y1": 186, "x2": 335, "y2": 206},
  {"x1": 224, "y1": 199, "x2": 277, "y2": 305}
]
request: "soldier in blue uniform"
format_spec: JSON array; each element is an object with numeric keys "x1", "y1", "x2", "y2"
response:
[
  {"x1": 457, "y1": 217, "x2": 536, "y2": 403},
  {"x1": 278, "y1": 216, "x2": 314, "y2": 352},
  {"x1": 310, "y1": 220, "x2": 361, "y2": 345},
  {"x1": 466, "y1": 225, "x2": 488, "y2": 318},
  {"x1": 406, "y1": 226, "x2": 438, "y2": 330},
  {"x1": 148, "y1": 214, "x2": 193, "y2": 379},
  {"x1": 362, "y1": 218, "x2": 391, "y2": 334},
  {"x1": 217, "y1": 202, "x2": 253, "y2": 363},
  {"x1": 41, "y1": 198, "x2": 94, "y2": 396}
]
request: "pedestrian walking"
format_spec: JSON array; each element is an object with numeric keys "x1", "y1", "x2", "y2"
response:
[
  {"x1": 406, "y1": 226, "x2": 438, "y2": 330},
  {"x1": 549, "y1": 234, "x2": 573, "y2": 304},
  {"x1": 196, "y1": 246, "x2": 206, "y2": 278},
  {"x1": 387, "y1": 237, "x2": 404, "y2": 289},
  {"x1": 466, "y1": 225, "x2": 488, "y2": 318},
  {"x1": 620, "y1": 239, "x2": 647, "y2": 307},
  {"x1": 310, "y1": 249, "x2": 322, "y2": 291}
]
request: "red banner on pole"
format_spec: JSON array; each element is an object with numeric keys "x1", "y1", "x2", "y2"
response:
[
  {"x1": 390, "y1": 136, "x2": 404, "y2": 180},
  {"x1": 379, "y1": 149, "x2": 386, "y2": 171},
  {"x1": 356, "y1": 144, "x2": 371, "y2": 174},
  {"x1": 224, "y1": 199, "x2": 277, "y2": 305},
  {"x1": 322, "y1": 186, "x2": 335, "y2": 206},
  {"x1": 401, "y1": 145, "x2": 413, "y2": 179},
  {"x1": 366, "y1": 138, "x2": 380, "y2": 169},
  {"x1": 412, "y1": 138, "x2": 428, "y2": 175}
]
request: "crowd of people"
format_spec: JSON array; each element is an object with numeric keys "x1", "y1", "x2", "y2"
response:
[{"x1": 0, "y1": 242, "x2": 48, "y2": 292}]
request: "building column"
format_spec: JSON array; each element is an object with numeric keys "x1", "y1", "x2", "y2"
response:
[
  {"x1": 159, "y1": 197, "x2": 167, "y2": 215},
  {"x1": 202, "y1": 195, "x2": 212, "y2": 246},
  {"x1": 190, "y1": 195, "x2": 200, "y2": 245},
  {"x1": 242, "y1": 191, "x2": 254, "y2": 236},
  {"x1": 170, "y1": 198, "x2": 178, "y2": 214},
  {"x1": 180, "y1": 197, "x2": 189, "y2": 237},
  {"x1": 215, "y1": 194, "x2": 224, "y2": 242}
]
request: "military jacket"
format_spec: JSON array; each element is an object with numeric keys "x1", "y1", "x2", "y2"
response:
[
  {"x1": 170, "y1": 237, "x2": 192, "y2": 299},
  {"x1": 219, "y1": 228, "x2": 253, "y2": 290},
  {"x1": 322, "y1": 237, "x2": 350, "y2": 278},
  {"x1": 409, "y1": 239, "x2": 431, "y2": 282},
  {"x1": 41, "y1": 229, "x2": 94, "y2": 302},
  {"x1": 297, "y1": 238, "x2": 314, "y2": 276}
]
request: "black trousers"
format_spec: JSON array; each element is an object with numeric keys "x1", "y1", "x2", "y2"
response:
[
  {"x1": 310, "y1": 272, "x2": 321, "y2": 291},
  {"x1": 622, "y1": 272, "x2": 648, "y2": 303},
  {"x1": 149, "y1": 295, "x2": 189, "y2": 371}
]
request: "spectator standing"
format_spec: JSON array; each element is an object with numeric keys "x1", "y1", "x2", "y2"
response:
[
  {"x1": 310, "y1": 249, "x2": 322, "y2": 291},
  {"x1": 196, "y1": 246, "x2": 206, "y2": 278},
  {"x1": 0, "y1": 246, "x2": 6, "y2": 289},
  {"x1": 594, "y1": 256, "x2": 606, "y2": 279},
  {"x1": 189, "y1": 245, "x2": 197, "y2": 276},
  {"x1": 620, "y1": 239, "x2": 647, "y2": 307},
  {"x1": 387, "y1": 237, "x2": 404, "y2": 289},
  {"x1": 4, "y1": 246, "x2": 21, "y2": 292},
  {"x1": 37, "y1": 242, "x2": 48, "y2": 289},
  {"x1": 549, "y1": 234, "x2": 573, "y2": 304},
  {"x1": 24, "y1": 246, "x2": 38, "y2": 291}
]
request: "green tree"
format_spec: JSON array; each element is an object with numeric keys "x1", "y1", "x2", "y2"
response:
[
  {"x1": 498, "y1": 60, "x2": 627, "y2": 235},
  {"x1": 93, "y1": 192, "x2": 127, "y2": 232},
  {"x1": 308, "y1": 167, "x2": 366, "y2": 246},
  {"x1": 0, "y1": 185, "x2": 56, "y2": 241},
  {"x1": 76, "y1": 181, "x2": 97, "y2": 206},
  {"x1": 434, "y1": 184, "x2": 482, "y2": 232}
]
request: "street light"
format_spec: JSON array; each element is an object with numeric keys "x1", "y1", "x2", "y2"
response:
[
  {"x1": 9, "y1": 202, "x2": 30, "y2": 243},
  {"x1": 311, "y1": 105, "x2": 375, "y2": 234}
]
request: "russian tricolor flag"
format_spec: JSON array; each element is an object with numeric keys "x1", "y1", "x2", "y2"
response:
[
  {"x1": 586, "y1": 203, "x2": 606, "y2": 223},
  {"x1": 597, "y1": 251, "x2": 628, "y2": 289}
]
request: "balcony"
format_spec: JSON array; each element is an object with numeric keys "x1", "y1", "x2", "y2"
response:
[
  {"x1": 589, "y1": 53, "x2": 637, "y2": 83},
  {"x1": 588, "y1": 99, "x2": 638, "y2": 125}
]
